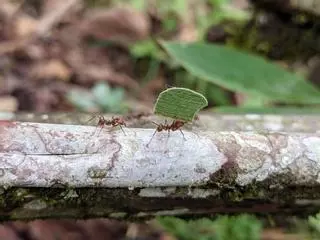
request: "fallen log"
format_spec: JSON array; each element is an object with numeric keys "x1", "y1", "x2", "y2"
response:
[{"x1": 0, "y1": 114, "x2": 319, "y2": 220}]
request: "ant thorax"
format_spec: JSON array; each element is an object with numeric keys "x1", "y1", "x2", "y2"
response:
[
  {"x1": 88, "y1": 115, "x2": 126, "y2": 136},
  {"x1": 146, "y1": 119, "x2": 187, "y2": 147}
]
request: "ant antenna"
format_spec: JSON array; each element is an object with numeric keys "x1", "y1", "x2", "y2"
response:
[
  {"x1": 150, "y1": 121, "x2": 160, "y2": 127},
  {"x1": 146, "y1": 129, "x2": 157, "y2": 148},
  {"x1": 165, "y1": 84, "x2": 174, "y2": 89},
  {"x1": 85, "y1": 114, "x2": 99, "y2": 125}
]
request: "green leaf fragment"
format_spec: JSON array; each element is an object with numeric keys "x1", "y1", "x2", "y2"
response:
[{"x1": 154, "y1": 87, "x2": 208, "y2": 122}]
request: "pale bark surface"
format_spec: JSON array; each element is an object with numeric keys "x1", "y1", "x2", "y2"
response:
[{"x1": 0, "y1": 112, "x2": 319, "y2": 220}]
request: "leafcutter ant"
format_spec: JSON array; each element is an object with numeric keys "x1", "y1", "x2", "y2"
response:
[
  {"x1": 87, "y1": 115, "x2": 126, "y2": 136},
  {"x1": 146, "y1": 119, "x2": 186, "y2": 147}
]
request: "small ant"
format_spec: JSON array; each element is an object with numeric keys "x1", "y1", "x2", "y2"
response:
[
  {"x1": 146, "y1": 119, "x2": 186, "y2": 147},
  {"x1": 87, "y1": 115, "x2": 126, "y2": 136}
]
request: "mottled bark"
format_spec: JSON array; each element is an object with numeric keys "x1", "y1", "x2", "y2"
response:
[{"x1": 0, "y1": 113, "x2": 319, "y2": 220}]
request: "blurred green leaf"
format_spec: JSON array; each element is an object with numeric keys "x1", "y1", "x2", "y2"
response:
[
  {"x1": 163, "y1": 17, "x2": 178, "y2": 32},
  {"x1": 212, "y1": 215, "x2": 261, "y2": 240},
  {"x1": 130, "y1": 39, "x2": 166, "y2": 60},
  {"x1": 308, "y1": 212, "x2": 320, "y2": 234},
  {"x1": 205, "y1": 0, "x2": 249, "y2": 26},
  {"x1": 205, "y1": 83, "x2": 232, "y2": 106},
  {"x1": 157, "y1": 0, "x2": 187, "y2": 18},
  {"x1": 208, "y1": 0, "x2": 232, "y2": 5},
  {"x1": 130, "y1": 0, "x2": 147, "y2": 10},
  {"x1": 66, "y1": 89, "x2": 97, "y2": 111},
  {"x1": 154, "y1": 87, "x2": 208, "y2": 121},
  {"x1": 240, "y1": 94, "x2": 269, "y2": 107},
  {"x1": 92, "y1": 82, "x2": 126, "y2": 113},
  {"x1": 160, "y1": 41, "x2": 320, "y2": 105},
  {"x1": 92, "y1": 82, "x2": 112, "y2": 107},
  {"x1": 67, "y1": 82, "x2": 127, "y2": 113},
  {"x1": 157, "y1": 217, "x2": 196, "y2": 240},
  {"x1": 174, "y1": 70, "x2": 198, "y2": 88},
  {"x1": 157, "y1": 214, "x2": 261, "y2": 240},
  {"x1": 131, "y1": 40, "x2": 159, "y2": 58},
  {"x1": 173, "y1": 72, "x2": 232, "y2": 105},
  {"x1": 213, "y1": 106, "x2": 320, "y2": 114}
]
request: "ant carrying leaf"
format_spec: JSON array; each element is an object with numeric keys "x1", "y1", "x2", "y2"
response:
[
  {"x1": 146, "y1": 119, "x2": 186, "y2": 147},
  {"x1": 147, "y1": 87, "x2": 207, "y2": 147},
  {"x1": 87, "y1": 115, "x2": 126, "y2": 136}
]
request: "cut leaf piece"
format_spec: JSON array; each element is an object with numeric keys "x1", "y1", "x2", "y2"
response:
[
  {"x1": 161, "y1": 41, "x2": 320, "y2": 104},
  {"x1": 154, "y1": 87, "x2": 208, "y2": 122}
]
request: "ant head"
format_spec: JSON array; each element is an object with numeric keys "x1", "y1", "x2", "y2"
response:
[
  {"x1": 111, "y1": 117, "x2": 126, "y2": 126},
  {"x1": 174, "y1": 120, "x2": 185, "y2": 128},
  {"x1": 118, "y1": 118, "x2": 126, "y2": 126},
  {"x1": 98, "y1": 115, "x2": 106, "y2": 122}
]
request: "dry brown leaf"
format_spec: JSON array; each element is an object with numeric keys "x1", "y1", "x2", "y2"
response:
[
  {"x1": 234, "y1": 92, "x2": 247, "y2": 105},
  {"x1": 41, "y1": 0, "x2": 83, "y2": 24},
  {"x1": 81, "y1": 65, "x2": 139, "y2": 89},
  {"x1": 14, "y1": 15, "x2": 38, "y2": 38},
  {"x1": 178, "y1": 22, "x2": 198, "y2": 42},
  {"x1": 261, "y1": 228, "x2": 302, "y2": 240},
  {"x1": 142, "y1": 68, "x2": 165, "y2": 95},
  {"x1": 30, "y1": 59, "x2": 71, "y2": 81},
  {"x1": 231, "y1": 0, "x2": 250, "y2": 9},
  {"x1": 80, "y1": 7, "x2": 150, "y2": 44},
  {"x1": 0, "y1": 0, "x2": 79, "y2": 55},
  {"x1": 0, "y1": 0, "x2": 24, "y2": 19},
  {"x1": 64, "y1": 46, "x2": 138, "y2": 89},
  {"x1": 308, "y1": 57, "x2": 320, "y2": 87},
  {"x1": 34, "y1": 87, "x2": 59, "y2": 111},
  {"x1": 0, "y1": 73, "x2": 21, "y2": 95},
  {"x1": 42, "y1": 0, "x2": 81, "y2": 15},
  {"x1": 80, "y1": 65, "x2": 113, "y2": 81},
  {"x1": 0, "y1": 1, "x2": 37, "y2": 41},
  {"x1": 24, "y1": 44, "x2": 46, "y2": 60},
  {"x1": 0, "y1": 95, "x2": 18, "y2": 111}
]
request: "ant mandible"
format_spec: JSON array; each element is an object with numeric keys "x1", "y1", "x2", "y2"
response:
[
  {"x1": 146, "y1": 119, "x2": 186, "y2": 147},
  {"x1": 88, "y1": 115, "x2": 126, "y2": 136}
]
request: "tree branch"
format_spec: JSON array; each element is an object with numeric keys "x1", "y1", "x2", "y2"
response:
[{"x1": 0, "y1": 117, "x2": 319, "y2": 220}]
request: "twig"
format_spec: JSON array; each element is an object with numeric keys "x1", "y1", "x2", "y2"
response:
[{"x1": 0, "y1": 120, "x2": 319, "y2": 219}]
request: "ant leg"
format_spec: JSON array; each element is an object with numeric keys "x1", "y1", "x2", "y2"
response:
[
  {"x1": 119, "y1": 125, "x2": 126, "y2": 135},
  {"x1": 90, "y1": 125, "x2": 98, "y2": 136},
  {"x1": 86, "y1": 114, "x2": 100, "y2": 125},
  {"x1": 96, "y1": 124, "x2": 104, "y2": 137},
  {"x1": 179, "y1": 129, "x2": 186, "y2": 141},
  {"x1": 146, "y1": 129, "x2": 157, "y2": 147},
  {"x1": 165, "y1": 129, "x2": 171, "y2": 145},
  {"x1": 91, "y1": 123, "x2": 103, "y2": 137}
]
